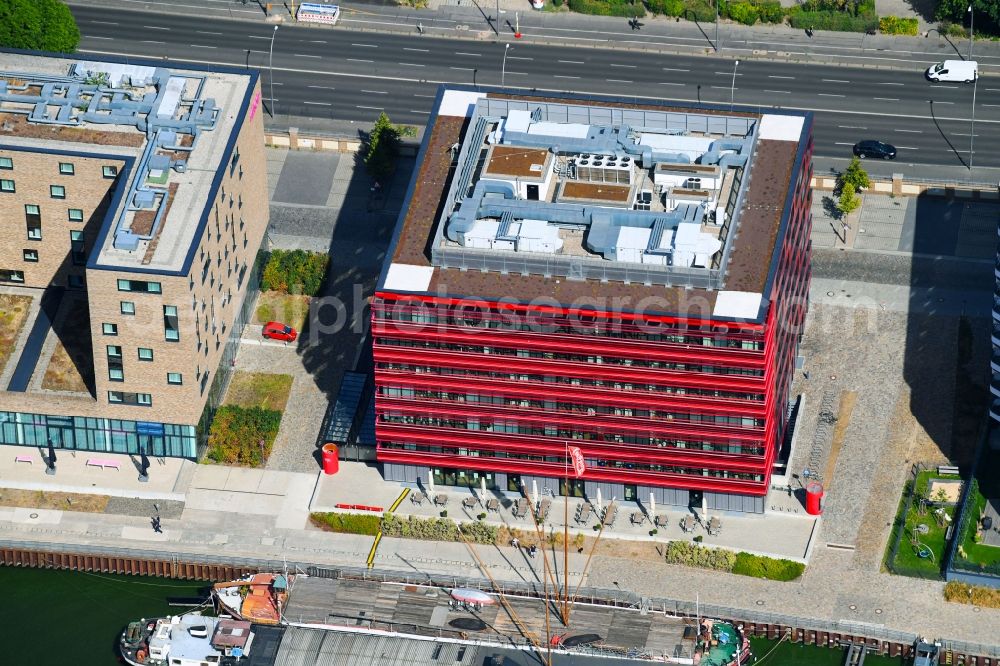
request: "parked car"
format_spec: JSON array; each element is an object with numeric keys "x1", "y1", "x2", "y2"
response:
[
  {"x1": 262, "y1": 321, "x2": 297, "y2": 342},
  {"x1": 926, "y1": 60, "x2": 978, "y2": 83},
  {"x1": 853, "y1": 140, "x2": 896, "y2": 160}
]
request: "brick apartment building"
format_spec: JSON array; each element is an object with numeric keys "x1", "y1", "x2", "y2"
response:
[
  {"x1": 373, "y1": 87, "x2": 813, "y2": 513},
  {"x1": 0, "y1": 52, "x2": 268, "y2": 458}
]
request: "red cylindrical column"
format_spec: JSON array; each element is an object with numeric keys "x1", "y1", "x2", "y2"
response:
[
  {"x1": 322, "y1": 443, "x2": 339, "y2": 475},
  {"x1": 805, "y1": 482, "x2": 824, "y2": 515}
]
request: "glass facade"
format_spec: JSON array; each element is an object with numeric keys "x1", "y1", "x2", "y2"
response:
[{"x1": 0, "y1": 411, "x2": 196, "y2": 458}]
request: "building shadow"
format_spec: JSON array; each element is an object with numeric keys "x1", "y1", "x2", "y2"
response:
[{"x1": 902, "y1": 191, "x2": 993, "y2": 470}]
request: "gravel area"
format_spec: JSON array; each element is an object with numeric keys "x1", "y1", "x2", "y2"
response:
[{"x1": 103, "y1": 497, "x2": 184, "y2": 519}]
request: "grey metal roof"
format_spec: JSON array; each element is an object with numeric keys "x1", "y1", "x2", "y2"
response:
[{"x1": 273, "y1": 627, "x2": 480, "y2": 666}]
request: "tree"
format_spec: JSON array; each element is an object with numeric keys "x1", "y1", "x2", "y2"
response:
[
  {"x1": 936, "y1": 0, "x2": 1000, "y2": 29},
  {"x1": 0, "y1": 0, "x2": 80, "y2": 53},
  {"x1": 837, "y1": 184, "x2": 861, "y2": 217},
  {"x1": 838, "y1": 156, "x2": 870, "y2": 194},
  {"x1": 364, "y1": 112, "x2": 401, "y2": 181}
]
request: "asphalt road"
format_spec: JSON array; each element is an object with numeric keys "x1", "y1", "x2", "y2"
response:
[{"x1": 71, "y1": 5, "x2": 1000, "y2": 169}]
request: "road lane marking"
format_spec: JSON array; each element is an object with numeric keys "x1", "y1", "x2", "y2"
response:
[
  {"x1": 308, "y1": 85, "x2": 335, "y2": 90},
  {"x1": 399, "y1": 62, "x2": 425, "y2": 67},
  {"x1": 768, "y1": 75, "x2": 794, "y2": 79},
  {"x1": 877, "y1": 82, "x2": 904, "y2": 86},
  {"x1": 247, "y1": 35, "x2": 271, "y2": 39},
  {"x1": 559, "y1": 60, "x2": 584, "y2": 64},
  {"x1": 141, "y1": 40, "x2": 165, "y2": 44},
  {"x1": 91, "y1": 20, "x2": 119, "y2": 25},
  {"x1": 818, "y1": 93, "x2": 844, "y2": 97},
  {"x1": 404, "y1": 47, "x2": 430, "y2": 52},
  {"x1": 934, "y1": 101, "x2": 955, "y2": 104},
  {"x1": 894, "y1": 129, "x2": 922, "y2": 133},
  {"x1": 413, "y1": 94, "x2": 435, "y2": 98},
  {"x1": 144, "y1": 25, "x2": 170, "y2": 30},
  {"x1": 715, "y1": 71, "x2": 742, "y2": 75},
  {"x1": 930, "y1": 84, "x2": 959, "y2": 89},
  {"x1": 554, "y1": 75, "x2": 580, "y2": 79},
  {"x1": 309, "y1": 40, "x2": 327, "y2": 44},
  {"x1": 190, "y1": 44, "x2": 217, "y2": 49},
  {"x1": 895, "y1": 146, "x2": 918, "y2": 150},
  {"x1": 296, "y1": 54, "x2": 322, "y2": 58},
  {"x1": 873, "y1": 97, "x2": 898, "y2": 101},
  {"x1": 837, "y1": 126, "x2": 866, "y2": 130},
  {"x1": 347, "y1": 58, "x2": 373, "y2": 63},
  {"x1": 304, "y1": 101, "x2": 332, "y2": 106},
  {"x1": 659, "y1": 82, "x2": 685, "y2": 86},
  {"x1": 607, "y1": 79, "x2": 633, "y2": 83},
  {"x1": 196, "y1": 31, "x2": 223, "y2": 35},
  {"x1": 358, "y1": 105, "x2": 384, "y2": 110},
  {"x1": 711, "y1": 86, "x2": 736, "y2": 90},
  {"x1": 662, "y1": 67, "x2": 690, "y2": 72},
  {"x1": 409, "y1": 110, "x2": 431, "y2": 114},
  {"x1": 89, "y1": 36, "x2": 114, "y2": 40},
  {"x1": 456, "y1": 52, "x2": 482, "y2": 57},
  {"x1": 508, "y1": 56, "x2": 533, "y2": 61},
  {"x1": 352, "y1": 43, "x2": 379, "y2": 48},
  {"x1": 822, "y1": 79, "x2": 850, "y2": 83},
  {"x1": 362, "y1": 90, "x2": 388, "y2": 94},
  {"x1": 764, "y1": 90, "x2": 791, "y2": 94},
  {"x1": 610, "y1": 63, "x2": 638, "y2": 68},
  {"x1": 450, "y1": 67, "x2": 475, "y2": 71}
]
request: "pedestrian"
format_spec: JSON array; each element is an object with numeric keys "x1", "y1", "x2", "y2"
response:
[
  {"x1": 529, "y1": 544, "x2": 537, "y2": 558},
  {"x1": 511, "y1": 537, "x2": 519, "y2": 549},
  {"x1": 151, "y1": 516, "x2": 162, "y2": 533},
  {"x1": 803, "y1": 370, "x2": 810, "y2": 380}
]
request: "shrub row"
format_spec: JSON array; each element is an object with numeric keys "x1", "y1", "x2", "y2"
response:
[
  {"x1": 878, "y1": 15, "x2": 918, "y2": 35},
  {"x1": 206, "y1": 405, "x2": 281, "y2": 466},
  {"x1": 788, "y1": 9, "x2": 877, "y2": 32},
  {"x1": 664, "y1": 541, "x2": 805, "y2": 581},
  {"x1": 381, "y1": 513, "x2": 500, "y2": 544},
  {"x1": 310, "y1": 512, "x2": 381, "y2": 536},
  {"x1": 568, "y1": 0, "x2": 645, "y2": 17},
  {"x1": 261, "y1": 249, "x2": 329, "y2": 296},
  {"x1": 642, "y1": 0, "x2": 871, "y2": 28},
  {"x1": 944, "y1": 581, "x2": 1000, "y2": 608},
  {"x1": 732, "y1": 552, "x2": 806, "y2": 581}
]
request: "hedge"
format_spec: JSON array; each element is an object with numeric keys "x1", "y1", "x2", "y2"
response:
[
  {"x1": 732, "y1": 552, "x2": 805, "y2": 581},
  {"x1": 645, "y1": 0, "x2": 684, "y2": 15},
  {"x1": 944, "y1": 581, "x2": 1000, "y2": 609},
  {"x1": 381, "y1": 513, "x2": 499, "y2": 544},
  {"x1": 569, "y1": 0, "x2": 645, "y2": 16},
  {"x1": 878, "y1": 15, "x2": 918, "y2": 35},
  {"x1": 310, "y1": 512, "x2": 381, "y2": 536},
  {"x1": 205, "y1": 405, "x2": 282, "y2": 466},
  {"x1": 788, "y1": 10, "x2": 877, "y2": 32},
  {"x1": 261, "y1": 249, "x2": 329, "y2": 296}
]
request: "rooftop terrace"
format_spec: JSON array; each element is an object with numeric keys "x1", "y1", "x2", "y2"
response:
[
  {"x1": 0, "y1": 52, "x2": 254, "y2": 274},
  {"x1": 380, "y1": 88, "x2": 809, "y2": 323}
]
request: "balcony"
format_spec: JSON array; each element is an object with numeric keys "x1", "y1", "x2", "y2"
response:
[
  {"x1": 992, "y1": 374, "x2": 1000, "y2": 399},
  {"x1": 991, "y1": 399, "x2": 1000, "y2": 422}
]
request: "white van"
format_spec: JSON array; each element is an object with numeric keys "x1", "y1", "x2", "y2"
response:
[{"x1": 926, "y1": 60, "x2": 978, "y2": 83}]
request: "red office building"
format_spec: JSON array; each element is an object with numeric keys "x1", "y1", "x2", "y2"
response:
[{"x1": 373, "y1": 87, "x2": 813, "y2": 513}]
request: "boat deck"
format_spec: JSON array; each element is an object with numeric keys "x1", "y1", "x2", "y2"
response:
[{"x1": 282, "y1": 577, "x2": 695, "y2": 659}]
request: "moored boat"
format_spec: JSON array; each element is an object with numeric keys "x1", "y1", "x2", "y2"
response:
[
  {"x1": 212, "y1": 573, "x2": 289, "y2": 625},
  {"x1": 119, "y1": 613, "x2": 255, "y2": 666}
]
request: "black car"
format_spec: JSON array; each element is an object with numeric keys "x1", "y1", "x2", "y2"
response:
[{"x1": 853, "y1": 140, "x2": 896, "y2": 160}]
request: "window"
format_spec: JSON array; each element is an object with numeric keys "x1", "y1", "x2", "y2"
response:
[
  {"x1": 0, "y1": 156, "x2": 11, "y2": 169},
  {"x1": 70, "y1": 230, "x2": 85, "y2": 266},
  {"x1": 229, "y1": 148, "x2": 240, "y2": 176},
  {"x1": 107, "y1": 391, "x2": 152, "y2": 406},
  {"x1": 0, "y1": 269, "x2": 25, "y2": 283},
  {"x1": 22, "y1": 249, "x2": 38, "y2": 262},
  {"x1": 68, "y1": 209, "x2": 84, "y2": 222},
  {"x1": 25, "y1": 205, "x2": 41, "y2": 240},
  {"x1": 58, "y1": 162, "x2": 75, "y2": 175},
  {"x1": 50, "y1": 185, "x2": 65, "y2": 199},
  {"x1": 137, "y1": 347, "x2": 154, "y2": 361},
  {"x1": 107, "y1": 345, "x2": 123, "y2": 382},
  {"x1": 164, "y1": 305, "x2": 179, "y2": 341},
  {"x1": 102, "y1": 323, "x2": 118, "y2": 336},
  {"x1": 117, "y1": 279, "x2": 161, "y2": 293},
  {"x1": 68, "y1": 274, "x2": 84, "y2": 289},
  {"x1": 102, "y1": 165, "x2": 118, "y2": 178},
  {"x1": 0, "y1": 179, "x2": 13, "y2": 192},
  {"x1": 167, "y1": 372, "x2": 183, "y2": 385},
  {"x1": 120, "y1": 301, "x2": 135, "y2": 315}
]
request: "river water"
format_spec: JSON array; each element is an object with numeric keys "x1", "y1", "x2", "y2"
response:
[{"x1": 0, "y1": 567, "x2": 907, "y2": 666}]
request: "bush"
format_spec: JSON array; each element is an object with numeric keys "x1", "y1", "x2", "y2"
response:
[
  {"x1": 756, "y1": 1, "x2": 784, "y2": 23},
  {"x1": 837, "y1": 156, "x2": 870, "y2": 194},
  {"x1": 942, "y1": 21, "x2": 969, "y2": 38},
  {"x1": 206, "y1": 405, "x2": 281, "y2": 466},
  {"x1": 379, "y1": 513, "x2": 499, "y2": 544},
  {"x1": 727, "y1": 2, "x2": 760, "y2": 24},
  {"x1": 645, "y1": 0, "x2": 684, "y2": 16},
  {"x1": 789, "y1": 10, "x2": 877, "y2": 32},
  {"x1": 0, "y1": 0, "x2": 80, "y2": 53},
  {"x1": 837, "y1": 185, "x2": 861, "y2": 216},
  {"x1": 664, "y1": 541, "x2": 736, "y2": 571},
  {"x1": 261, "y1": 249, "x2": 329, "y2": 296},
  {"x1": 310, "y1": 512, "x2": 381, "y2": 535},
  {"x1": 732, "y1": 552, "x2": 805, "y2": 581},
  {"x1": 878, "y1": 15, "x2": 918, "y2": 35},
  {"x1": 365, "y1": 112, "x2": 401, "y2": 180},
  {"x1": 568, "y1": 0, "x2": 645, "y2": 17},
  {"x1": 944, "y1": 582, "x2": 1000, "y2": 608}
]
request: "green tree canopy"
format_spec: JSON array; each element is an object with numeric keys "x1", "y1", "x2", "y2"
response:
[
  {"x1": 837, "y1": 184, "x2": 861, "y2": 217},
  {"x1": 838, "y1": 156, "x2": 870, "y2": 194},
  {"x1": 0, "y1": 0, "x2": 80, "y2": 53},
  {"x1": 365, "y1": 112, "x2": 401, "y2": 181},
  {"x1": 936, "y1": 0, "x2": 1000, "y2": 32}
]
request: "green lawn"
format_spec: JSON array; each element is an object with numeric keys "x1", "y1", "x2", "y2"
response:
[
  {"x1": 886, "y1": 470, "x2": 960, "y2": 578},
  {"x1": 224, "y1": 371, "x2": 293, "y2": 412}
]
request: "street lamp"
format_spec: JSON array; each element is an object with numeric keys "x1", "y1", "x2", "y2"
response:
[
  {"x1": 715, "y1": 0, "x2": 720, "y2": 52},
  {"x1": 730, "y1": 60, "x2": 739, "y2": 111},
  {"x1": 968, "y1": 4, "x2": 974, "y2": 61},
  {"x1": 268, "y1": 24, "x2": 279, "y2": 117},
  {"x1": 501, "y1": 43, "x2": 511, "y2": 87},
  {"x1": 970, "y1": 75, "x2": 977, "y2": 172}
]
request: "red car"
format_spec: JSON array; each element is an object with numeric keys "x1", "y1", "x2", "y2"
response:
[{"x1": 262, "y1": 321, "x2": 297, "y2": 342}]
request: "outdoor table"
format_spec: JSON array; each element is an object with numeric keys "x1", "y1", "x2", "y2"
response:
[
  {"x1": 538, "y1": 498, "x2": 551, "y2": 521},
  {"x1": 486, "y1": 498, "x2": 500, "y2": 512},
  {"x1": 708, "y1": 517, "x2": 722, "y2": 535},
  {"x1": 513, "y1": 498, "x2": 530, "y2": 518},
  {"x1": 576, "y1": 504, "x2": 592, "y2": 523},
  {"x1": 681, "y1": 515, "x2": 696, "y2": 532},
  {"x1": 462, "y1": 497, "x2": 478, "y2": 509},
  {"x1": 410, "y1": 491, "x2": 426, "y2": 505},
  {"x1": 603, "y1": 504, "x2": 618, "y2": 527},
  {"x1": 434, "y1": 494, "x2": 448, "y2": 506},
  {"x1": 630, "y1": 511, "x2": 645, "y2": 525}
]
